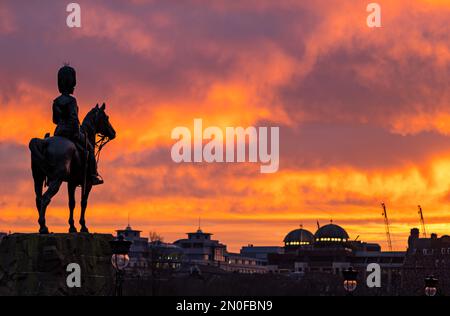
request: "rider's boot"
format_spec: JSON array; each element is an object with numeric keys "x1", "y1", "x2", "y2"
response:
[
  {"x1": 92, "y1": 173, "x2": 104, "y2": 186},
  {"x1": 89, "y1": 151, "x2": 104, "y2": 186}
]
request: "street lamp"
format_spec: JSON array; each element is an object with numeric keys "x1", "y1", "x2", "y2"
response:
[
  {"x1": 109, "y1": 235, "x2": 132, "y2": 296},
  {"x1": 342, "y1": 267, "x2": 358, "y2": 295},
  {"x1": 424, "y1": 275, "x2": 438, "y2": 297}
]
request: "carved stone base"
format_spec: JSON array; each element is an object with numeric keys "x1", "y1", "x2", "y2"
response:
[{"x1": 0, "y1": 233, "x2": 114, "y2": 296}]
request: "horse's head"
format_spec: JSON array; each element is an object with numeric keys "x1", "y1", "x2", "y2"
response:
[{"x1": 93, "y1": 103, "x2": 116, "y2": 140}]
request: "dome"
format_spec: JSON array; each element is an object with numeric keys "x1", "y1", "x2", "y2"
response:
[
  {"x1": 315, "y1": 224, "x2": 349, "y2": 242},
  {"x1": 284, "y1": 229, "x2": 314, "y2": 246}
]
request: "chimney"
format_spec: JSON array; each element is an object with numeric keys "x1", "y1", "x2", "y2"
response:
[{"x1": 408, "y1": 228, "x2": 420, "y2": 252}]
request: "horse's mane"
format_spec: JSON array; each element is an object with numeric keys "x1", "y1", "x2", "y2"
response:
[
  {"x1": 81, "y1": 107, "x2": 98, "y2": 136},
  {"x1": 81, "y1": 107, "x2": 97, "y2": 125}
]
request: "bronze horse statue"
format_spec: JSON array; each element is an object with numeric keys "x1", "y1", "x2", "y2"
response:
[{"x1": 29, "y1": 104, "x2": 116, "y2": 234}]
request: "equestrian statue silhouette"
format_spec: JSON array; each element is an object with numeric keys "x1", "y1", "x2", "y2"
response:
[{"x1": 29, "y1": 65, "x2": 116, "y2": 234}]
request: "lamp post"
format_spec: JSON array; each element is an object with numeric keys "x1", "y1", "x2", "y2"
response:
[
  {"x1": 424, "y1": 275, "x2": 438, "y2": 297},
  {"x1": 109, "y1": 235, "x2": 132, "y2": 296},
  {"x1": 342, "y1": 267, "x2": 358, "y2": 296}
]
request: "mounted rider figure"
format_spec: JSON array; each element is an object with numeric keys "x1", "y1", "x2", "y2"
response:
[{"x1": 53, "y1": 65, "x2": 103, "y2": 186}]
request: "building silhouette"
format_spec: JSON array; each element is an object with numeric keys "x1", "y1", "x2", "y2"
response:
[
  {"x1": 268, "y1": 223, "x2": 405, "y2": 280},
  {"x1": 240, "y1": 245, "x2": 284, "y2": 261},
  {"x1": 174, "y1": 228, "x2": 226, "y2": 264},
  {"x1": 402, "y1": 228, "x2": 450, "y2": 295},
  {"x1": 116, "y1": 225, "x2": 150, "y2": 270},
  {"x1": 174, "y1": 228, "x2": 267, "y2": 273}
]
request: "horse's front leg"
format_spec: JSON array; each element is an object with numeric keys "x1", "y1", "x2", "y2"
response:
[
  {"x1": 80, "y1": 183, "x2": 92, "y2": 233},
  {"x1": 68, "y1": 182, "x2": 77, "y2": 233}
]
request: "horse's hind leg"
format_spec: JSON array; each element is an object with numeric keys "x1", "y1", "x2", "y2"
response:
[
  {"x1": 68, "y1": 182, "x2": 77, "y2": 233},
  {"x1": 33, "y1": 171, "x2": 44, "y2": 218},
  {"x1": 39, "y1": 179, "x2": 63, "y2": 234},
  {"x1": 32, "y1": 162, "x2": 45, "y2": 232}
]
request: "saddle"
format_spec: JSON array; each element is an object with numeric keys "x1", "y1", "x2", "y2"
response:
[
  {"x1": 45, "y1": 132, "x2": 86, "y2": 159},
  {"x1": 42, "y1": 132, "x2": 90, "y2": 185}
]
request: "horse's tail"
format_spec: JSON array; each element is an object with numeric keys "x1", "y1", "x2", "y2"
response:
[{"x1": 29, "y1": 138, "x2": 49, "y2": 174}]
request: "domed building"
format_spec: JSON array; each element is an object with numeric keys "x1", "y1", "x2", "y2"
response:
[
  {"x1": 268, "y1": 222, "x2": 405, "y2": 280},
  {"x1": 314, "y1": 223, "x2": 350, "y2": 244},
  {"x1": 284, "y1": 228, "x2": 314, "y2": 249}
]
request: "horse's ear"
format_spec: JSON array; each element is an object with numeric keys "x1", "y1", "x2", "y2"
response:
[
  {"x1": 101, "y1": 103, "x2": 106, "y2": 110},
  {"x1": 95, "y1": 104, "x2": 99, "y2": 109}
]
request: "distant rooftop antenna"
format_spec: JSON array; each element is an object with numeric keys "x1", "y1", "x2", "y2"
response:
[
  {"x1": 316, "y1": 220, "x2": 321, "y2": 230},
  {"x1": 299, "y1": 223, "x2": 304, "y2": 243},
  {"x1": 381, "y1": 202, "x2": 393, "y2": 251},
  {"x1": 418, "y1": 205, "x2": 427, "y2": 238}
]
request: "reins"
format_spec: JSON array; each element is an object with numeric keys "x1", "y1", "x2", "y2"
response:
[
  {"x1": 79, "y1": 107, "x2": 112, "y2": 189},
  {"x1": 95, "y1": 135, "x2": 111, "y2": 165}
]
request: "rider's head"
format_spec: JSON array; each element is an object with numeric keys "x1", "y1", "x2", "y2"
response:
[{"x1": 58, "y1": 65, "x2": 77, "y2": 95}]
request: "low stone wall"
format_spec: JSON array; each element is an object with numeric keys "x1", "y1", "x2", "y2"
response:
[{"x1": 0, "y1": 233, "x2": 114, "y2": 296}]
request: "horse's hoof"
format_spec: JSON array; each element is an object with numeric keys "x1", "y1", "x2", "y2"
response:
[
  {"x1": 80, "y1": 227, "x2": 89, "y2": 234},
  {"x1": 39, "y1": 227, "x2": 49, "y2": 235},
  {"x1": 69, "y1": 226, "x2": 78, "y2": 234}
]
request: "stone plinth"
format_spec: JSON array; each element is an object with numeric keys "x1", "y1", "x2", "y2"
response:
[{"x1": 0, "y1": 233, "x2": 114, "y2": 296}]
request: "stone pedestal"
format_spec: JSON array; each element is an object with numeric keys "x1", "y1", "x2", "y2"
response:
[{"x1": 0, "y1": 233, "x2": 114, "y2": 296}]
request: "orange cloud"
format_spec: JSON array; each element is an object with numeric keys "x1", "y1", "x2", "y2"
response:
[{"x1": 0, "y1": 0, "x2": 449, "y2": 253}]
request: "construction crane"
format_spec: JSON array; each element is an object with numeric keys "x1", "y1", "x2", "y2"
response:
[
  {"x1": 418, "y1": 205, "x2": 427, "y2": 238},
  {"x1": 381, "y1": 202, "x2": 393, "y2": 251}
]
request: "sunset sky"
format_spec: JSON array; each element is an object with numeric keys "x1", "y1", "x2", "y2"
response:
[{"x1": 0, "y1": 0, "x2": 449, "y2": 251}]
